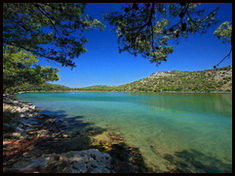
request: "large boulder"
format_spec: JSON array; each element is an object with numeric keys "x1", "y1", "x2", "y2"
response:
[
  {"x1": 62, "y1": 149, "x2": 113, "y2": 173},
  {"x1": 12, "y1": 149, "x2": 113, "y2": 173}
]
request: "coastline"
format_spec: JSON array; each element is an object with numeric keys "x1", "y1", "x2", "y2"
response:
[
  {"x1": 3, "y1": 90, "x2": 232, "y2": 96},
  {"x1": 3, "y1": 93, "x2": 151, "y2": 173},
  {"x1": 3, "y1": 91, "x2": 232, "y2": 173}
]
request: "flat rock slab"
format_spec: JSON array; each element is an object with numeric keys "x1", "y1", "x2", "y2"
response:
[{"x1": 12, "y1": 149, "x2": 113, "y2": 173}]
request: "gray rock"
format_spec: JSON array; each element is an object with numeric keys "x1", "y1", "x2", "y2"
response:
[
  {"x1": 12, "y1": 132, "x2": 22, "y2": 137},
  {"x1": 90, "y1": 167, "x2": 111, "y2": 173},
  {"x1": 26, "y1": 113, "x2": 36, "y2": 118},
  {"x1": 29, "y1": 105, "x2": 36, "y2": 109},
  {"x1": 19, "y1": 114, "x2": 26, "y2": 118},
  {"x1": 36, "y1": 129, "x2": 49, "y2": 138},
  {"x1": 20, "y1": 118, "x2": 39, "y2": 126},
  {"x1": 12, "y1": 100, "x2": 19, "y2": 104},
  {"x1": 73, "y1": 162, "x2": 88, "y2": 173},
  {"x1": 63, "y1": 149, "x2": 113, "y2": 173},
  {"x1": 13, "y1": 157, "x2": 49, "y2": 172},
  {"x1": 3, "y1": 123, "x2": 14, "y2": 128},
  {"x1": 15, "y1": 126, "x2": 25, "y2": 133},
  {"x1": 12, "y1": 149, "x2": 113, "y2": 173}
]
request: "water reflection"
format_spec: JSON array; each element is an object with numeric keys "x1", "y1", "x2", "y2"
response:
[
  {"x1": 131, "y1": 93, "x2": 232, "y2": 118},
  {"x1": 25, "y1": 92, "x2": 232, "y2": 118}
]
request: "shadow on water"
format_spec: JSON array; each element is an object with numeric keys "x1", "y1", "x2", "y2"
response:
[
  {"x1": 6, "y1": 107, "x2": 230, "y2": 173},
  {"x1": 34, "y1": 109, "x2": 107, "y2": 154},
  {"x1": 3, "y1": 108, "x2": 150, "y2": 173},
  {"x1": 107, "y1": 143, "x2": 151, "y2": 173},
  {"x1": 42, "y1": 112, "x2": 87, "y2": 131},
  {"x1": 38, "y1": 109, "x2": 151, "y2": 172},
  {"x1": 163, "y1": 149, "x2": 232, "y2": 173}
]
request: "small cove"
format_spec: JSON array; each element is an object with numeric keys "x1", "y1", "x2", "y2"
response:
[{"x1": 17, "y1": 91, "x2": 232, "y2": 173}]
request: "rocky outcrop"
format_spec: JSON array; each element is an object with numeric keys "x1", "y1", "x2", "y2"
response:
[
  {"x1": 116, "y1": 65, "x2": 232, "y2": 92},
  {"x1": 149, "y1": 71, "x2": 174, "y2": 79},
  {"x1": 12, "y1": 149, "x2": 113, "y2": 173}
]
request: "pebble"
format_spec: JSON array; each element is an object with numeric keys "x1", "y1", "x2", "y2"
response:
[
  {"x1": 12, "y1": 132, "x2": 22, "y2": 137},
  {"x1": 27, "y1": 131, "x2": 35, "y2": 135},
  {"x1": 3, "y1": 140, "x2": 12, "y2": 145},
  {"x1": 19, "y1": 114, "x2": 25, "y2": 118},
  {"x1": 62, "y1": 134, "x2": 69, "y2": 138}
]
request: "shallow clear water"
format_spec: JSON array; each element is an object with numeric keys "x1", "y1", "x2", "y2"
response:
[{"x1": 17, "y1": 91, "x2": 232, "y2": 172}]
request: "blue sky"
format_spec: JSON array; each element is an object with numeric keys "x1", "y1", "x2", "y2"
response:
[{"x1": 38, "y1": 3, "x2": 232, "y2": 88}]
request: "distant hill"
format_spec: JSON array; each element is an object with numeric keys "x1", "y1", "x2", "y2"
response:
[
  {"x1": 78, "y1": 85, "x2": 115, "y2": 91},
  {"x1": 115, "y1": 65, "x2": 232, "y2": 92},
  {"x1": 5, "y1": 83, "x2": 71, "y2": 93},
  {"x1": 6, "y1": 66, "x2": 232, "y2": 93}
]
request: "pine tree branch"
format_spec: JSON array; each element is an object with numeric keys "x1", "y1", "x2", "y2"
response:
[
  {"x1": 214, "y1": 47, "x2": 232, "y2": 68},
  {"x1": 32, "y1": 3, "x2": 63, "y2": 39}
]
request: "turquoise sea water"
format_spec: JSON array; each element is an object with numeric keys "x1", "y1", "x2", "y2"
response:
[{"x1": 17, "y1": 91, "x2": 232, "y2": 172}]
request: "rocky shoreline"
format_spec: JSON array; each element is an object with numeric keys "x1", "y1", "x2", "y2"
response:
[{"x1": 3, "y1": 94, "x2": 150, "y2": 173}]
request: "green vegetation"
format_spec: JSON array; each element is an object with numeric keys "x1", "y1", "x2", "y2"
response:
[
  {"x1": 3, "y1": 3, "x2": 232, "y2": 95},
  {"x1": 4, "y1": 3, "x2": 231, "y2": 68},
  {"x1": 6, "y1": 65, "x2": 230, "y2": 94},
  {"x1": 76, "y1": 85, "x2": 116, "y2": 91},
  {"x1": 3, "y1": 45, "x2": 59, "y2": 93},
  {"x1": 105, "y1": 3, "x2": 219, "y2": 65},
  {"x1": 214, "y1": 21, "x2": 232, "y2": 44},
  {"x1": 4, "y1": 83, "x2": 71, "y2": 93},
  {"x1": 115, "y1": 66, "x2": 232, "y2": 92},
  {"x1": 3, "y1": 3, "x2": 104, "y2": 68}
]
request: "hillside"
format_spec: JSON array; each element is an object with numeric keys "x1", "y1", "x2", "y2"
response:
[
  {"x1": 5, "y1": 83, "x2": 72, "y2": 93},
  {"x1": 77, "y1": 85, "x2": 115, "y2": 91},
  {"x1": 5, "y1": 66, "x2": 232, "y2": 94},
  {"x1": 115, "y1": 65, "x2": 232, "y2": 92}
]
